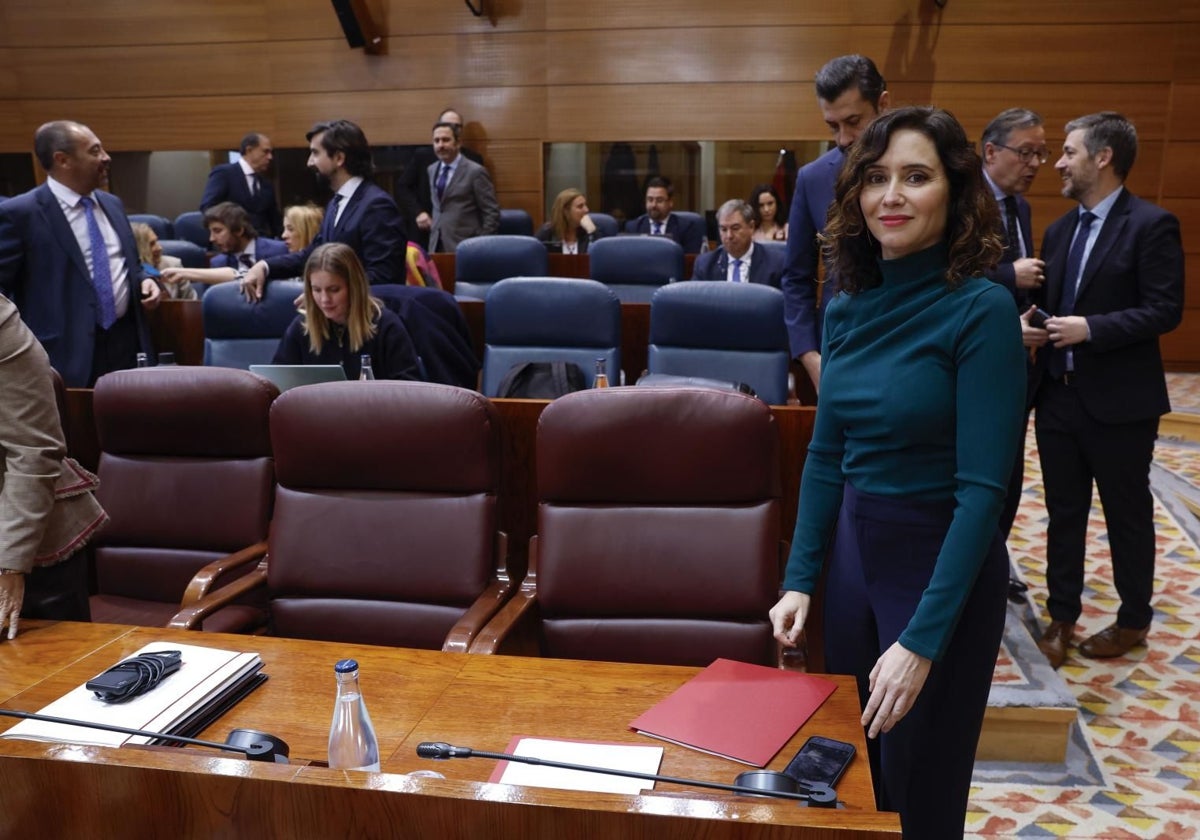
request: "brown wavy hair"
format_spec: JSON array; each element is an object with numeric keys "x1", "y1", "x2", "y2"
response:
[{"x1": 821, "y1": 106, "x2": 1002, "y2": 293}]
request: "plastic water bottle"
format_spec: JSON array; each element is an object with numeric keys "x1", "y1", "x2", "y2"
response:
[
  {"x1": 136, "y1": 352, "x2": 150, "y2": 368},
  {"x1": 327, "y1": 659, "x2": 380, "y2": 771},
  {"x1": 593, "y1": 358, "x2": 609, "y2": 388},
  {"x1": 359, "y1": 354, "x2": 375, "y2": 381}
]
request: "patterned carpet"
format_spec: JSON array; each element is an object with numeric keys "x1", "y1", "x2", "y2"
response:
[{"x1": 966, "y1": 373, "x2": 1200, "y2": 837}]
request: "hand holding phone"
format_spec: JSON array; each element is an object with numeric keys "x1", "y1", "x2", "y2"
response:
[{"x1": 1029, "y1": 308, "x2": 1052, "y2": 330}]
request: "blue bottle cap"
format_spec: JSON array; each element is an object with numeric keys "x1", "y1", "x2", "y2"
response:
[{"x1": 334, "y1": 659, "x2": 359, "y2": 673}]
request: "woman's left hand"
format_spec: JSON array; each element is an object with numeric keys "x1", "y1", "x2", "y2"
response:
[{"x1": 861, "y1": 642, "x2": 931, "y2": 738}]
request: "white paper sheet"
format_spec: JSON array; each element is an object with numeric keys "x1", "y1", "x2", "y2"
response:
[{"x1": 497, "y1": 737, "x2": 664, "y2": 795}]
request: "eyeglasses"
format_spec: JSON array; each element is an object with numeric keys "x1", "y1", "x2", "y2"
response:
[{"x1": 995, "y1": 143, "x2": 1049, "y2": 165}]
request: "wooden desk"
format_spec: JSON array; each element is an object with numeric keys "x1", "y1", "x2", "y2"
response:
[{"x1": 0, "y1": 622, "x2": 899, "y2": 837}]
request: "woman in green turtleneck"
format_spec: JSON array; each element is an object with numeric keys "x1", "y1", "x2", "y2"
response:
[{"x1": 770, "y1": 107, "x2": 1025, "y2": 839}]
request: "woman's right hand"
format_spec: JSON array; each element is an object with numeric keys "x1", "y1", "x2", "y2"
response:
[{"x1": 769, "y1": 591, "x2": 811, "y2": 648}]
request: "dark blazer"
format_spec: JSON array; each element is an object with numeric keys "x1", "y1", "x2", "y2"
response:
[
  {"x1": 0, "y1": 184, "x2": 152, "y2": 387},
  {"x1": 781, "y1": 145, "x2": 843, "y2": 359},
  {"x1": 984, "y1": 191, "x2": 1034, "y2": 307},
  {"x1": 535, "y1": 223, "x2": 600, "y2": 254},
  {"x1": 691, "y1": 243, "x2": 784, "y2": 288},
  {"x1": 428, "y1": 156, "x2": 501, "y2": 253},
  {"x1": 200, "y1": 162, "x2": 282, "y2": 238},
  {"x1": 213, "y1": 236, "x2": 289, "y2": 269},
  {"x1": 624, "y1": 212, "x2": 705, "y2": 255},
  {"x1": 265, "y1": 181, "x2": 408, "y2": 285},
  {"x1": 1033, "y1": 188, "x2": 1184, "y2": 424}
]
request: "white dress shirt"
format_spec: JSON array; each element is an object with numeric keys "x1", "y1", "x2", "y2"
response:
[{"x1": 46, "y1": 176, "x2": 130, "y2": 318}]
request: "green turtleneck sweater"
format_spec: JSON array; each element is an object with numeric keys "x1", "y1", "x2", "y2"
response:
[{"x1": 784, "y1": 244, "x2": 1025, "y2": 661}]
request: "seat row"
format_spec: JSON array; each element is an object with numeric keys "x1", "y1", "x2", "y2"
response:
[{"x1": 87, "y1": 367, "x2": 784, "y2": 668}]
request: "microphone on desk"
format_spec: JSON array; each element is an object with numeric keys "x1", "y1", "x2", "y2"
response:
[
  {"x1": 0, "y1": 709, "x2": 289, "y2": 763},
  {"x1": 415, "y1": 741, "x2": 840, "y2": 807}
]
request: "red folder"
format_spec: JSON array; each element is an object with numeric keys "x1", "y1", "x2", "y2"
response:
[{"x1": 629, "y1": 658, "x2": 837, "y2": 767}]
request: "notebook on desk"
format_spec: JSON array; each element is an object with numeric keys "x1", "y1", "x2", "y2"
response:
[{"x1": 248, "y1": 364, "x2": 346, "y2": 392}]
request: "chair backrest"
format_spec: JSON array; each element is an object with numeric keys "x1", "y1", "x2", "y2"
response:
[
  {"x1": 588, "y1": 236, "x2": 685, "y2": 303},
  {"x1": 588, "y1": 212, "x2": 619, "y2": 238},
  {"x1": 159, "y1": 239, "x2": 208, "y2": 269},
  {"x1": 453, "y1": 235, "x2": 548, "y2": 299},
  {"x1": 173, "y1": 211, "x2": 211, "y2": 249},
  {"x1": 91, "y1": 367, "x2": 277, "y2": 625},
  {"x1": 481, "y1": 277, "x2": 621, "y2": 396},
  {"x1": 267, "y1": 381, "x2": 502, "y2": 648},
  {"x1": 129, "y1": 214, "x2": 174, "y2": 240},
  {"x1": 497, "y1": 208, "x2": 534, "y2": 237},
  {"x1": 648, "y1": 281, "x2": 790, "y2": 405},
  {"x1": 674, "y1": 210, "x2": 707, "y2": 248},
  {"x1": 203, "y1": 280, "x2": 303, "y2": 369},
  {"x1": 371, "y1": 284, "x2": 481, "y2": 388},
  {"x1": 533, "y1": 387, "x2": 781, "y2": 666}
]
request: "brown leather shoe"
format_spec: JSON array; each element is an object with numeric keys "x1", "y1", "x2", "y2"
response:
[
  {"x1": 1078, "y1": 623, "x2": 1149, "y2": 659},
  {"x1": 1036, "y1": 620, "x2": 1075, "y2": 670}
]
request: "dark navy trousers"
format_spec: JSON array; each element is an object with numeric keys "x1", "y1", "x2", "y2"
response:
[{"x1": 824, "y1": 484, "x2": 1007, "y2": 839}]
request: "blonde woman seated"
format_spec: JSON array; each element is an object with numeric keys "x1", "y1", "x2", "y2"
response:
[
  {"x1": 272, "y1": 242, "x2": 421, "y2": 381},
  {"x1": 132, "y1": 222, "x2": 196, "y2": 300},
  {"x1": 281, "y1": 204, "x2": 324, "y2": 253},
  {"x1": 749, "y1": 184, "x2": 789, "y2": 243},
  {"x1": 535, "y1": 188, "x2": 602, "y2": 254}
]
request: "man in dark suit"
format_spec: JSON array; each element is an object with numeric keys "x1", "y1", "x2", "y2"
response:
[
  {"x1": 691, "y1": 199, "x2": 784, "y2": 287},
  {"x1": 624, "y1": 176, "x2": 705, "y2": 254},
  {"x1": 1032, "y1": 112, "x2": 1184, "y2": 669},
  {"x1": 981, "y1": 107, "x2": 1050, "y2": 542},
  {"x1": 201, "y1": 202, "x2": 288, "y2": 269},
  {"x1": 199, "y1": 132, "x2": 282, "y2": 238},
  {"x1": 427, "y1": 121, "x2": 500, "y2": 253},
  {"x1": 242, "y1": 119, "x2": 408, "y2": 300},
  {"x1": 0, "y1": 120, "x2": 161, "y2": 386},
  {"x1": 396, "y1": 108, "x2": 484, "y2": 250},
  {"x1": 782, "y1": 55, "x2": 888, "y2": 393}
]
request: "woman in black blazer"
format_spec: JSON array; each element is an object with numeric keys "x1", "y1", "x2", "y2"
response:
[{"x1": 536, "y1": 187, "x2": 602, "y2": 254}]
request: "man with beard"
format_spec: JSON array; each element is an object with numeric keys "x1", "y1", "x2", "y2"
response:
[
  {"x1": 0, "y1": 120, "x2": 162, "y2": 386},
  {"x1": 241, "y1": 119, "x2": 407, "y2": 301},
  {"x1": 1032, "y1": 112, "x2": 1184, "y2": 669}
]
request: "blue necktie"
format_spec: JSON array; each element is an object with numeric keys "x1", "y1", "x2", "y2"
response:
[
  {"x1": 652, "y1": 221, "x2": 663, "y2": 236},
  {"x1": 730, "y1": 258, "x2": 743, "y2": 283},
  {"x1": 435, "y1": 164, "x2": 449, "y2": 203},
  {"x1": 1002, "y1": 196, "x2": 1022, "y2": 263},
  {"x1": 325, "y1": 193, "x2": 343, "y2": 237},
  {"x1": 79, "y1": 196, "x2": 117, "y2": 329},
  {"x1": 1049, "y1": 210, "x2": 1096, "y2": 378}
]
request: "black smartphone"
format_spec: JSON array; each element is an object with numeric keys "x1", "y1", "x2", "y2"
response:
[
  {"x1": 783, "y1": 735, "x2": 856, "y2": 789},
  {"x1": 1029, "y1": 308, "x2": 1052, "y2": 329}
]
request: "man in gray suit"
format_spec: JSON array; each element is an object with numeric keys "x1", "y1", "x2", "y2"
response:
[{"x1": 428, "y1": 121, "x2": 500, "y2": 253}]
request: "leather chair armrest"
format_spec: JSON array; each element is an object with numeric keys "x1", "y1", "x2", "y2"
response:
[
  {"x1": 179, "y1": 540, "x2": 270, "y2": 606},
  {"x1": 468, "y1": 534, "x2": 539, "y2": 654},
  {"x1": 168, "y1": 560, "x2": 269, "y2": 630},
  {"x1": 444, "y1": 532, "x2": 516, "y2": 653}
]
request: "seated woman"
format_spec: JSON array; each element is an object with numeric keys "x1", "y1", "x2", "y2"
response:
[
  {"x1": 281, "y1": 204, "x2": 323, "y2": 253},
  {"x1": 535, "y1": 188, "x2": 602, "y2": 254},
  {"x1": 132, "y1": 222, "x2": 196, "y2": 300},
  {"x1": 748, "y1": 184, "x2": 788, "y2": 243},
  {"x1": 161, "y1": 202, "x2": 288, "y2": 290},
  {"x1": 273, "y1": 242, "x2": 422, "y2": 381}
]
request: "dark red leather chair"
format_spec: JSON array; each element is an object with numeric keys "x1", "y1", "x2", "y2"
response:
[
  {"x1": 472, "y1": 386, "x2": 784, "y2": 666},
  {"x1": 90, "y1": 367, "x2": 278, "y2": 629},
  {"x1": 172, "y1": 381, "x2": 512, "y2": 652}
]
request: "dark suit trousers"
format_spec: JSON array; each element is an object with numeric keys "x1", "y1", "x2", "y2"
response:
[
  {"x1": 88, "y1": 307, "x2": 140, "y2": 386},
  {"x1": 1034, "y1": 379, "x2": 1158, "y2": 629},
  {"x1": 20, "y1": 552, "x2": 92, "y2": 622},
  {"x1": 823, "y1": 484, "x2": 1007, "y2": 840}
]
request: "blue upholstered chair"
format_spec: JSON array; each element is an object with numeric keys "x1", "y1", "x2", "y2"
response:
[
  {"x1": 479, "y1": 277, "x2": 621, "y2": 396},
  {"x1": 587, "y1": 212, "x2": 619, "y2": 239},
  {"x1": 454, "y1": 235, "x2": 548, "y2": 300},
  {"x1": 645, "y1": 281, "x2": 790, "y2": 405},
  {"x1": 588, "y1": 236, "x2": 684, "y2": 304},
  {"x1": 129, "y1": 214, "x2": 174, "y2": 240},
  {"x1": 173, "y1": 211, "x2": 211, "y2": 250},
  {"x1": 497, "y1": 208, "x2": 535, "y2": 237},
  {"x1": 158, "y1": 239, "x2": 208, "y2": 269},
  {"x1": 203, "y1": 280, "x2": 303, "y2": 370}
]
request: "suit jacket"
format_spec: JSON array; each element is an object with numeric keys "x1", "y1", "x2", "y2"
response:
[
  {"x1": 624, "y1": 212, "x2": 705, "y2": 255},
  {"x1": 396, "y1": 145, "x2": 484, "y2": 245},
  {"x1": 0, "y1": 184, "x2": 153, "y2": 387},
  {"x1": 535, "y1": 223, "x2": 600, "y2": 254},
  {"x1": 214, "y1": 236, "x2": 289, "y2": 269},
  {"x1": 781, "y1": 145, "x2": 843, "y2": 358},
  {"x1": 1033, "y1": 188, "x2": 1184, "y2": 424},
  {"x1": 265, "y1": 181, "x2": 408, "y2": 285},
  {"x1": 199, "y1": 163, "x2": 282, "y2": 238},
  {"x1": 428, "y1": 156, "x2": 501, "y2": 253},
  {"x1": 984, "y1": 191, "x2": 1034, "y2": 308},
  {"x1": 691, "y1": 244, "x2": 784, "y2": 288}
]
